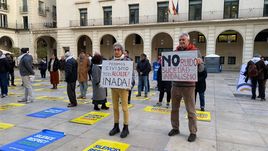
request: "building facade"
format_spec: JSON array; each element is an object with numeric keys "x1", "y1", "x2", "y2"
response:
[{"x1": 1, "y1": 0, "x2": 268, "y2": 70}]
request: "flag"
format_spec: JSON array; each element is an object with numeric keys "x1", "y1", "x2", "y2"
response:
[
  {"x1": 172, "y1": 0, "x2": 177, "y2": 15},
  {"x1": 169, "y1": 0, "x2": 177, "y2": 15},
  {"x1": 176, "y1": 1, "x2": 179, "y2": 14}
]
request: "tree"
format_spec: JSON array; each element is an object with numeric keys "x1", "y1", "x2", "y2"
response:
[
  {"x1": 36, "y1": 47, "x2": 48, "y2": 59},
  {"x1": 8, "y1": 47, "x2": 20, "y2": 57}
]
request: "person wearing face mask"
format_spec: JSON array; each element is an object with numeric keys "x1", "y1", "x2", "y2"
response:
[
  {"x1": 48, "y1": 53, "x2": 60, "y2": 89},
  {"x1": 77, "y1": 51, "x2": 90, "y2": 99}
]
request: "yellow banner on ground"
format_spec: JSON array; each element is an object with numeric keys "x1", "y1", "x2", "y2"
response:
[
  {"x1": 0, "y1": 122, "x2": 14, "y2": 130},
  {"x1": 0, "y1": 103, "x2": 25, "y2": 111},
  {"x1": 34, "y1": 79, "x2": 43, "y2": 82},
  {"x1": 32, "y1": 83, "x2": 46, "y2": 87},
  {"x1": 70, "y1": 112, "x2": 110, "y2": 125},
  {"x1": 57, "y1": 85, "x2": 66, "y2": 88},
  {"x1": 144, "y1": 106, "x2": 171, "y2": 114},
  {"x1": 34, "y1": 88, "x2": 54, "y2": 92},
  {"x1": 8, "y1": 92, "x2": 23, "y2": 96},
  {"x1": 36, "y1": 96, "x2": 65, "y2": 101},
  {"x1": 83, "y1": 139, "x2": 130, "y2": 151},
  {"x1": 185, "y1": 110, "x2": 211, "y2": 122}
]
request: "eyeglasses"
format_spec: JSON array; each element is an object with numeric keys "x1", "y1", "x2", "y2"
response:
[{"x1": 114, "y1": 48, "x2": 121, "y2": 51}]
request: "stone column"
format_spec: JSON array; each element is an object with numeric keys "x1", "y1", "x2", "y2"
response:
[
  {"x1": 143, "y1": 29, "x2": 152, "y2": 62},
  {"x1": 243, "y1": 24, "x2": 254, "y2": 63},
  {"x1": 92, "y1": 31, "x2": 100, "y2": 54},
  {"x1": 206, "y1": 26, "x2": 216, "y2": 55}
]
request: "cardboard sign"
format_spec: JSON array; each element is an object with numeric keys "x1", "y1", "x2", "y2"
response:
[
  {"x1": 185, "y1": 110, "x2": 211, "y2": 122},
  {"x1": 144, "y1": 106, "x2": 171, "y2": 114},
  {"x1": 27, "y1": 107, "x2": 69, "y2": 118},
  {"x1": 236, "y1": 63, "x2": 252, "y2": 93},
  {"x1": 100, "y1": 60, "x2": 133, "y2": 89},
  {"x1": 0, "y1": 122, "x2": 14, "y2": 130},
  {"x1": 0, "y1": 129, "x2": 65, "y2": 151},
  {"x1": 36, "y1": 96, "x2": 65, "y2": 101},
  {"x1": 0, "y1": 103, "x2": 25, "y2": 111},
  {"x1": 162, "y1": 51, "x2": 198, "y2": 81},
  {"x1": 83, "y1": 139, "x2": 130, "y2": 151},
  {"x1": 70, "y1": 112, "x2": 110, "y2": 125}
]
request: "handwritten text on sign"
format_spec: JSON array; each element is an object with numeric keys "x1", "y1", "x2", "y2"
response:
[
  {"x1": 101, "y1": 60, "x2": 133, "y2": 89},
  {"x1": 162, "y1": 51, "x2": 198, "y2": 81}
]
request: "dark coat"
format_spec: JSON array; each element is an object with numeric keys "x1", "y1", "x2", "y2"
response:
[
  {"x1": 65, "y1": 57, "x2": 78, "y2": 83},
  {"x1": 195, "y1": 67, "x2": 207, "y2": 93},
  {"x1": 48, "y1": 58, "x2": 60, "y2": 72},
  {"x1": 157, "y1": 66, "x2": 171, "y2": 92},
  {"x1": 136, "y1": 59, "x2": 151, "y2": 76},
  {"x1": 59, "y1": 59, "x2": 65, "y2": 70},
  {"x1": 7, "y1": 58, "x2": 15, "y2": 73},
  {"x1": 0, "y1": 57, "x2": 10, "y2": 73},
  {"x1": 39, "y1": 60, "x2": 47, "y2": 71}
]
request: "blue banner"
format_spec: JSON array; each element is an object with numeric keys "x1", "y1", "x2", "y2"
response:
[
  {"x1": 153, "y1": 61, "x2": 160, "y2": 80},
  {"x1": 0, "y1": 129, "x2": 65, "y2": 151},
  {"x1": 27, "y1": 107, "x2": 69, "y2": 118}
]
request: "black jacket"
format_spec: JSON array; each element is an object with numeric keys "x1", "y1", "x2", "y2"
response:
[
  {"x1": 157, "y1": 66, "x2": 171, "y2": 91},
  {"x1": 59, "y1": 59, "x2": 65, "y2": 70},
  {"x1": 48, "y1": 58, "x2": 60, "y2": 72},
  {"x1": 0, "y1": 57, "x2": 10, "y2": 73},
  {"x1": 195, "y1": 67, "x2": 207, "y2": 93},
  {"x1": 6, "y1": 58, "x2": 15, "y2": 73},
  {"x1": 39, "y1": 61, "x2": 47, "y2": 71},
  {"x1": 136, "y1": 59, "x2": 151, "y2": 76},
  {"x1": 65, "y1": 57, "x2": 78, "y2": 83}
]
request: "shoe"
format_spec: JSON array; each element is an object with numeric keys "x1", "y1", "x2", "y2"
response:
[
  {"x1": 154, "y1": 102, "x2": 162, "y2": 107},
  {"x1": 67, "y1": 104, "x2": 77, "y2": 107},
  {"x1": 1, "y1": 94, "x2": 6, "y2": 98},
  {"x1": 77, "y1": 95, "x2": 83, "y2": 99},
  {"x1": 94, "y1": 105, "x2": 100, "y2": 111},
  {"x1": 251, "y1": 97, "x2": 256, "y2": 100},
  {"x1": 166, "y1": 103, "x2": 170, "y2": 108},
  {"x1": 81, "y1": 96, "x2": 86, "y2": 99},
  {"x1": 168, "y1": 129, "x2": 180, "y2": 136},
  {"x1": 120, "y1": 124, "x2": 129, "y2": 138},
  {"x1": 261, "y1": 98, "x2": 266, "y2": 101},
  {"x1": 18, "y1": 99, "x2": 27, "y2": 102},
  {"x1": 144, "y1": 94, "x2": 148, "y2": 98},
  {"x1": 109, "y1": 123, "x2": 120, "y2": 136},
  {"x1": 101, "y1": 103, "x2": 109, "y2": 110},
  {"x1": 188, "y1": 134, "x2": 196, "y2": 142},
  {"x1": 11, "y1": 84, "x2": 16, "y2": 86},
  {"x1": 257, "y1": 96, "x2": 261, "y2": 98},
  {"x1": 136, "y1": 94, "x2": 141, "y2": 97},
  {"x1": 201, "y1": 108, "x2": 205, "y2": 111},
  {"x1": 26, "y1": 100, "x2": 33, "y2": 104}
]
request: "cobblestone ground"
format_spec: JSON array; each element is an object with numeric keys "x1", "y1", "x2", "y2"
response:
[{"x1": 0, "y1": 71, "x2": 268, "y2": 151}]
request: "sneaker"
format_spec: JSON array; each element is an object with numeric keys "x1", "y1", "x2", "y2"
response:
[
  {"x1": 77, "y1": 95, "x2": 83, "y2": 99},
  {"x1": 155, "y1": 102, "x2": 162, "y2": 107},
  {"x1": 166, "y1": 103, "x2": 170, "y2": 108},
  {"x1": 144, "y1": 94, "x2": 148, "y2": 98},
  {"x1": 187, "y1": 134, "x2": 196, "y2": 142},
  {"x1": 136, "y1": 94, "x2": 141, "y2": 97},
  {"x1": 1, "y1": 94, "x2": 6, "y2": 98},
  {"x1": 26, "y1": 100, "x2": 33, "y2": 104},
  {"x1": 201, "y1": 108, "x2": 205, "y2": 111},
  {"x1": 18, "y1": 98, "x2": 27, "y2": 102},
  {"x1": 168, "y1": 129, "x2": 180, "y2": 136}
]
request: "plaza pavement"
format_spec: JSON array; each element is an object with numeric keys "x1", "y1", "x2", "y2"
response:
[{"x1": 0, "y1": 70, "x2": 268, "y2": 151}]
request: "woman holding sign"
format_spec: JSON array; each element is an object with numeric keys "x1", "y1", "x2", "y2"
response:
[{"x1": 109, "y1": 43, "x2": 134, "y2": 138}]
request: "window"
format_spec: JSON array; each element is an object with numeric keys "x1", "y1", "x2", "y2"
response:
[
  {"x1": 228, "y1": 56, "x2": 236, "y2": 64},
  {"x1": 189, "y1": 0, "x2": 202, "y2": 20},
  {"x1": 0, "y1": 14, "x2": 7, "y2": 28},
  {"x1": 157, "y1": 2, "x2": 169, "y2": 22},
  {"x1": 264, "y1": 0, "x2": 268, "y2": 16},
  {"x1": 224, "y1": 0, "x2": 239, "y2": 19},
  {"x1": 22, "y1": 0, "x2": 28, "y2": 12},
  {"x1": 52, "y1": 5, "x2": 56, "y2": 20},
  {"x1": 218, "y1": 34, "x2": 237, "y2": 43},
  {"x1": 23, "y1": 16, "x2": 28, "y2": 29},
  {"x1": 79, "y1": 8, "x2": 87, "y2": 26},
  {"x1": 129, "y1": 4, "x2": 139, "y2": 24},
  {"x1": 103, "y1": 6, "x2": 112, "y2": 25},
  {"x1": 38, "y1": 1, "x2": 46, "y2": 16},
  {"x1": 220, "y1": 56, "x2": 225, "y2": 64},
  {"x1": 0, "y1": 0, "x2": 7, "y2": 10},
  {"x1": 198, "y1": 34, "x2": 206, "y2": 43}
]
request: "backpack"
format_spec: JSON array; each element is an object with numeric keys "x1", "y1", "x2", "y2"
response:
[{"x1": 248, "y1": 64, "x2": 258, "y2": 78}]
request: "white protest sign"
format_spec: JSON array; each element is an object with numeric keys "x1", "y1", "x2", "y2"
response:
[
  {"x1": 161, "y1": 51, "x2": 198, "y2": 81},
  {"x1": 101, "y1": 60, "x2": 133, "y2": 89}
]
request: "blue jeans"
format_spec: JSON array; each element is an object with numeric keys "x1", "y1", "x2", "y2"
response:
[
  {"x1": 195, "y1": 91, "x2": 205, "y2": 109},
  {"x1": 138, "y1": 76, "x2": 148, "y2": 95},
  {"x1": 79, "y1": 81, "x2": 88, "y2": 97},
  {"x1": 0, "y1": 73, "x2": 8, "y2": 95}
]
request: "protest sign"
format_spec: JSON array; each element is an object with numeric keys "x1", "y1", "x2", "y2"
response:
[
  {"x1": 144, "y1": 106, "x2": 171, "y2": 114},
  {"x1": 162, "y1": 51, "x2": 198, "y2": 81},
  {"x1": 185, "y1": 110, "x2": 211, "y2": 122},
  {"x1": 27, "y1": 107, "x2": 69, "y2": 118},
  {"x1": 0, "y1": 103, "x2": 25, "y2": 111},
  {"x1": 83, "y1": 139, "x2": 130, "y2": 151},
  {"x1": 100, "y1": 60, "x2": 133, "y2": 89},
  {"x1": 0, "y1": 129, "x2": 65, "y2": 151},
  {"x1": 70, "y1": 112, "x2": 110, "y2": 125}
]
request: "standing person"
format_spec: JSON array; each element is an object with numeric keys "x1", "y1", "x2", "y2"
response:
[
  {"x1": 124, "y1": 50, "x2": 135, "y2": 104},
  {"x1": 17, "y1": 48, "x2": 35, "y2": 103},
  {"x1": 91, "y1": 53, "x2": 109, "y2": 110},
  {"x1": 195, "y1": 67, "x2": 207, "y2": 111},
  {"x1": 168, "y1": 33, "x2": 204, "y2": 142},
  {"x1": 59, "y1": 56, "x2": 66, "y2": 81},
  {"x1": 39, "y1": 58, "x2": 47, "y2": 78},
  {"x1": 87, "y1": 53, "x2": 92, "y2": 81},
  {"x1": 6, "y1": 53, "x2": 16, "y2": 86},
  {"x1": 77, "y1": 51, "x2": 90, "y2": 99},
  {"x1": 48, "y1": 54, "x2": 60, "y2": 89},
  {"x1": 109, "y1": 43, "x2": 134, "y2": 138},
  {"x1": 0, "y1": 51, "x2": 10, "y2": 98},
  {"x1": 65, "y1": 51, "x2": 78, "y2": 107},
  {"x1": 136, "y1": 53, "x2": 151, "y2": 97},
  {"x1": 154, "y1": 66, "x2": 172, "y2": 108}
]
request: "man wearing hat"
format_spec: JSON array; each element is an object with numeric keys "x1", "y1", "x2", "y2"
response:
[{"x1": 18, "y1": 48, "x2": 35, "y2": 103}]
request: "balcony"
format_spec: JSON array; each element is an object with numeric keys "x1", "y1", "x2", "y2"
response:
[
  {"x1": 31, "y1": 22, "x2": 57, "y2": 30},
  {"x1": 70, "y1": 8, "x2": 268, "y2": 27},
  {"x1": 0, "y1": 3, "x2": 9, "y2": 12},
  {"x1": 38, "y1": 7, "x2": 46, "y2": 16},
  {"x1": 20, "y1": 5, "x2": 28, "y2": 14}
]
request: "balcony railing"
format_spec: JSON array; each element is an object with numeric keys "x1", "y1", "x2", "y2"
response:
[
  {"x1": 31, "y1": 22, "x2": 57, "y2": 30},
  {"x1": 20, "y1": 5, "x2": 28, "y2": 14},
  {"x1": 0, "y1": 22, "x2": 57, "y2": 30},
  {"x1": 70, "y1": 8, "x2": 267, "y2": 27},
  {"x1": 0, "y1": 3, "x2": 9, "y2": 12}
]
